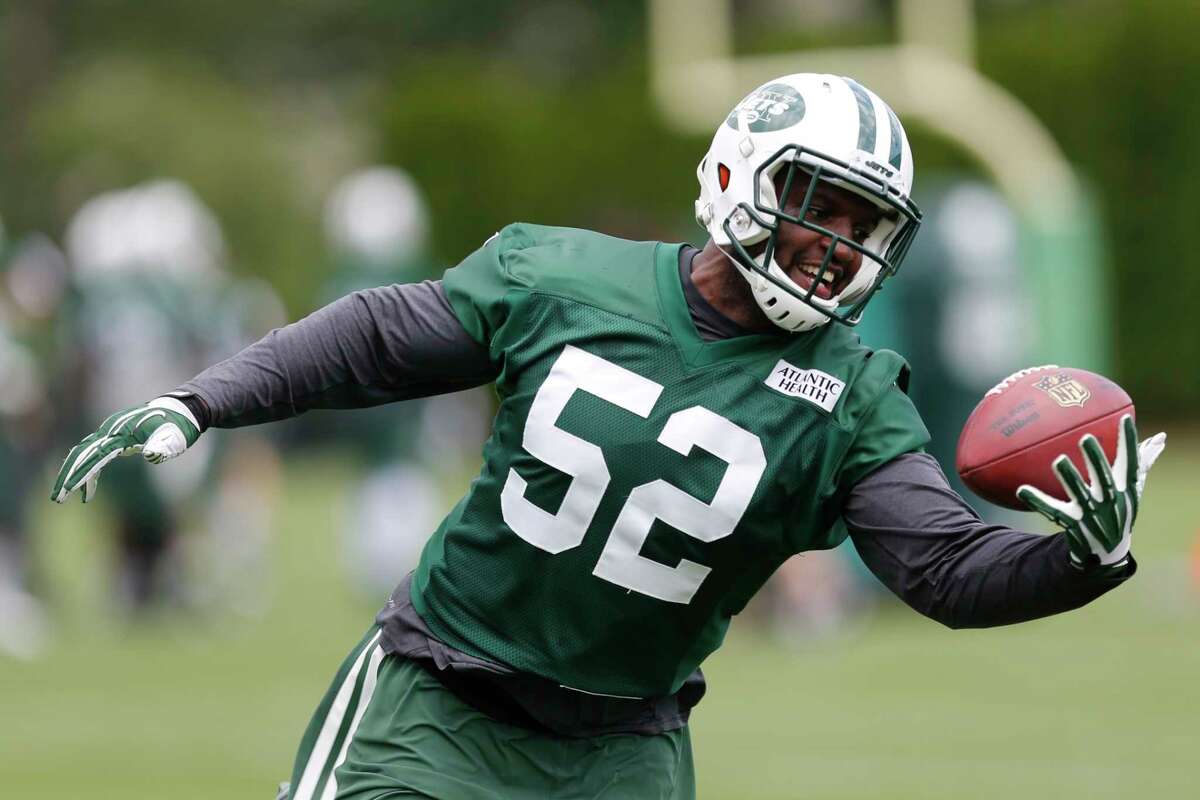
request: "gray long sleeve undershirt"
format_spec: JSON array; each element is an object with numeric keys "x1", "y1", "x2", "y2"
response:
[
  {"x1": 176, "y1": 273, "x2": 1128, "y2": 629},
  {"x1": 845, "y1": 452, "x2": 1128, "y2": 628},
  {"x1": 177, "y1": 280, "x2": 498, "y2": 428}
]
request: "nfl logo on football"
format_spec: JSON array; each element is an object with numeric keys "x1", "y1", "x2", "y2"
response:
[{"x1": 1033, "y1": 372, "x2": 1091, "y2": 408}]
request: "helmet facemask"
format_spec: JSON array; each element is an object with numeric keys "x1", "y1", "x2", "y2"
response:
[{"x1": 721, "y1": 144, "x2": 922, "y2": 331}]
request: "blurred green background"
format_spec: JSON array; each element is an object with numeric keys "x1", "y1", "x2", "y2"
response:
[
  {"x1": 4, "y1": 0, "x2": 1200, "y2": 411},
  {"x1": 3, "y1": 1, "x2": 1198, "y2": 798}
]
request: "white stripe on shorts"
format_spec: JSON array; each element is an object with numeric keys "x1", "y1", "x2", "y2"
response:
[
  {"x1": 292, "y1": 631, "x2": 383, "y2": 800},
  {"x1": 319, "y1": 643, "x2": 386, "y2": 800}
]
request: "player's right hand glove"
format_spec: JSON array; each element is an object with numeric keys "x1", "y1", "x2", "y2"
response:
[
  {"x1": 1017, "y1": 414, "x2": 1166, "y2": 574},
  {"x1": 51, "y1": 396, "x2": 201, "y2": 504}
]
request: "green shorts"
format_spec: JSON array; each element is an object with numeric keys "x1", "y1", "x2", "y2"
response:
[{"x1": 287, "y1": 627, "x2": 695, "y2": 800}]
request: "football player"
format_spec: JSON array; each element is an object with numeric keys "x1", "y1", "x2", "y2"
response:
[
  {"x1": 315, "y1": 166, "x2": 485, "y2": 596},
  {"x1": 0, "y1": 228, "x2": 68, "y2": 659},
  {"x1": 52, "y1": 74, "x2": 1165, "y2": 799},
  {"x1": 61, "y1": 180, "x2": 277, "y2": 614}
]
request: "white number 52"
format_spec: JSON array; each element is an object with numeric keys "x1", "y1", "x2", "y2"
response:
[{"x1": 500, "y1": 345, "x2": 766, "y2": 604}]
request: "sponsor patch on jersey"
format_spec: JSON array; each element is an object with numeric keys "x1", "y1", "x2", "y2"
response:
[{"x1": 764, "y1": 360, "x2": 845, "y2": 412}]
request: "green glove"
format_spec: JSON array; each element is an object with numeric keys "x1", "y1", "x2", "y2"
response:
[
  {"x1": 1017, "y1": 414, "x2": 1166, "y2": 574},
  {"x1": 51, "y1": 396, "x2": 201, "y2": 504}
]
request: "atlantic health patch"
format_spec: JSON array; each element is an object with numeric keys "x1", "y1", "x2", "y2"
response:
[{"x1": 764, "y1": 360, "x2": 845, "y2": 412}]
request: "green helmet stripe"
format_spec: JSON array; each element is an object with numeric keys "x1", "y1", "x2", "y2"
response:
[
  {"x1": 885, "y1": 105, "x2": 904, "y2": 170},
  {"x1": 843, "y1": 78, "x2": 877, "y2": 153}
]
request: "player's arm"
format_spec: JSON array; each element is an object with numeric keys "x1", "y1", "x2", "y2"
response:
[
  {"x1": 844, "y1": 450, "x2": 1144, "y2": 629},
  {"x1": 52, "y1": 280, "x2": 498, "y2": 504},
  {"x1": 177, "y1": 279, "x2": 497, "y2": 428}
]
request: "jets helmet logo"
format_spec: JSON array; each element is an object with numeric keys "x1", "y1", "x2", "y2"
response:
[
  {"x1": 725, "y1": 83, "x2": 806, "y2": 133},
  {"x1": 1034, "y1": 371, "x2": 1091, "y2": 408}
]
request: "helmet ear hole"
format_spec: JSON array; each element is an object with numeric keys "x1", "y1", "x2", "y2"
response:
[{"x1": 718, "y1": 163, "x2": 731, "y2": 192}]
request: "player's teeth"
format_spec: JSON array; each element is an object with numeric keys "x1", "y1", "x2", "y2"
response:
[{"x1": 822, "y1": 270, "x2": 834, "y2": 283}]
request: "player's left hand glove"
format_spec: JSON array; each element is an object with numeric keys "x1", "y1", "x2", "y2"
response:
[
  {"x1": 1017, "y1": 414, "x2": 1166, "y2": 574},
  {"x1": 51, "y1": 396, "x2": 201, "y2": 504}
]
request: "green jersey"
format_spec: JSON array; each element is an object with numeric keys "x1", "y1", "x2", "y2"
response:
[{"x1": 411, "y1": 224, "x2": 928, "y2": 697}]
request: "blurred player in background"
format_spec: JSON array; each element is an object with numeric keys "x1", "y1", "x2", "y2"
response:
[
  {"x1": 62, "y1": 181, "x2": 283, "y2": 615},
  {"x1": 318, "y1": 167, "x2": 488, "y2": 597},
  {"x1": 0, "y1": 221, "x2": 69, "y2": 658},
  {"x1": 53, "y1": 74, "x2": 1167, "y2": 798},
  {"x1": 191, "y1": 270, "x2": 288, "y2": 618}
]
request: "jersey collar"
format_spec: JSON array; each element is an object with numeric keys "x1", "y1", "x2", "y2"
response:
[{"x1": 654, "y1": 242, "x2": 807, "y2": 368}]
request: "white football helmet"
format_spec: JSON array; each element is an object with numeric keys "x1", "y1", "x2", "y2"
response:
[
  {"x1": 65, "y1": 180, "x2": 226, "y2": 282},
  {"x1": 696, "y1": 73, "x2": 922, "y2": 332},
  {"x1": 324, "y1": 166, "x2": 429, "y2": 268}
]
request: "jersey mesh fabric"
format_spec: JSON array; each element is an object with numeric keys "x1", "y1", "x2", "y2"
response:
[{"x1": 412, "y1": 224, "x2": 927, "y2": 697}]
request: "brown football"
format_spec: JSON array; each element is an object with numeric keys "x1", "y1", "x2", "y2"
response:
[{"x1": 955, "y1": 366, "x2": 1134, "y2": 510}]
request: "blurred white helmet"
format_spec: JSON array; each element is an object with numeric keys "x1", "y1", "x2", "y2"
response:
[
  {"x1": 66, "y1": 180, "x2": 226, "y2": 281},
  {"x1": 696, "y1": 73, "x2": 922, "y2": 332},
  {"x1": 324, "y1": 166, "x2": 429, "y2": 266}
]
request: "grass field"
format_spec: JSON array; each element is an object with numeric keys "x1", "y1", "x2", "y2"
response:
[{"x1": 4, "y1": 427, "x2": 1198, "y2": 799}]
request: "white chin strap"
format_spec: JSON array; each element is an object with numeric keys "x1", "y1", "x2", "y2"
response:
[{"x1": 722, "y1": 248, "x2": 836, "y2": 333}]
